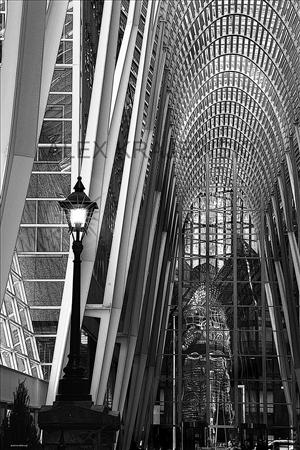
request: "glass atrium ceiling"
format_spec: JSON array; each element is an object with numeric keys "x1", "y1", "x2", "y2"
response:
[{"x1": 163, "y1": 0, "x2": 300, "y2": 210}]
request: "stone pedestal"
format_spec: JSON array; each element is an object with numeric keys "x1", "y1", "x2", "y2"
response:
[{"x1": 38, "y1": 401, "x2": 119, "y2": 450}]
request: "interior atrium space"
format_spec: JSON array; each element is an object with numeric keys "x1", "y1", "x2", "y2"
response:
[{"x1": 1, "y1": 0, "x2": 300, "y2": 449}]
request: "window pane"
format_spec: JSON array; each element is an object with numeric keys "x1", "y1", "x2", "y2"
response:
[
  {"x1": 23, "y1": 281, "x2": 63, "y2": 306},
  {"x1": 17, "y1": 228, "x2": 36, "y2": 252},
  {"x1": 37, "y1": 337, "x2": 56, "y2": 363},
  {"x1": 19, "y1": 256, "x2": 68, "y2": 279},
  {"x1": 21, "y1": 201, "x2": 37, "y2": 223},
  {"x1": 51, "y1": 68, "x2": 72, "y2": 92},
  {"x1": 0, "y1": 319, "x2": 8, "y2": 347},
  {"x1": 27, "y1": 174, "x2": 70, "y2": 198},
  {"x1": 16, "y1": 355, "x2": 27, "y2": 373},
  {"x1": 0, "y1": 350, "x2": 14, "y2": 368},
  {"x1": 37, "y1": 227, "x2": 62, "y2": 252}
]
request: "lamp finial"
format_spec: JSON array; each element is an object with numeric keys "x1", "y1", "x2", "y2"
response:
[{"x1": 74, "y1": 176, "x2": 85, "y2": 193}]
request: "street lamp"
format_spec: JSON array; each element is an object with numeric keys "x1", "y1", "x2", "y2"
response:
[{"x1": 56, "y1": 176, "x2": 98, "y2": 401}]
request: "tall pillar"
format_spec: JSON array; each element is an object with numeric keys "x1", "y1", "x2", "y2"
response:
[
  {"x1": 178, "y1": 202, "x2": 183, "y2": 449},
  {"x1": 205, "y1": 152, "x2": 211, "y2": 429},
  {"x1": 232, "y1": 151, "x2": 239, "y2": 427}
]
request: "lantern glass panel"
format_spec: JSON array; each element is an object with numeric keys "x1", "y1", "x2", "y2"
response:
[{"x1": 70, "y1": 208, "x2": 87, "y2": 230}]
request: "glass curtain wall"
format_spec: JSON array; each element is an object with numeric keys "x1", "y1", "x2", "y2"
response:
[
  {"x1": 0, "y1": 253, "x2": 43, "y2": 378},
  {"x1": 13, "y1": 2, "x2": 75, "y2": 380},
  {"x1": 170, "y1": 151, "x2": 297, "y2": 445}
]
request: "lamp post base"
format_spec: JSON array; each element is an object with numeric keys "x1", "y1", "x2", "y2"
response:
[
  {"x1": 39, "y1": 402, "x2": 120, "y2": 450},
  {"x1": 55, "y1": 355, "x2": 92, "y2": 402},
  {"x1": 55, "y1": 376, "x2": 92, "y2": 402}
]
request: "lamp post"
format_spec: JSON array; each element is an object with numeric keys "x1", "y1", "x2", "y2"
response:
[
  {"x1": 39, "y1": 177, "x2": 119, "y2": 448},
  {"x1": 56, "y1": 176, "x2": 98, "y2": 401}
]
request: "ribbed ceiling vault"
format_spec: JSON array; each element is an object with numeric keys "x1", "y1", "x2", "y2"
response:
[{"x1": 163, "y1": 0, "x2": 300, "y2": 210}]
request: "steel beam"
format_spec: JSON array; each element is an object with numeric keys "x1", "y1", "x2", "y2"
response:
[
  {"x1": 123, "y1": 116, "x2": 173, "y2": 448},
  {"x1": 125, "y1": 232, "x2": 167, "y2": 449},
  {"x1": 286, "y1": 136, "x2": 300, "y2": 219},
  {"x1": 71, "y1": 0, "x2": 81, "y2": 182},
  {"x1": 144, "y1": 224, "x2": 178, "y2": 448},
  {"x1": 135, "y1": 153, "x2": 176, "y2": 443},
  {"x1": 205, "y1": 152, "x2": 211, "y2": 427},
  {"x1": 266, "y1": 209, "x2": 293, "y2": 355},
  {"x1": 135, "y1": 255, "x2": 171, "y2": 442},
  {"x1": 232, "y1": 151, "x2": 239, "y2": 427},
  {"x1": 278, "y1": 173, "x2": 300, "y2": 295},
  {"x1": 267, "y1": 195, "x2": 300, "y2": 392},
  {"x1": 91, "y1": 0, "x2": 158, "y2": 404},
  {"x1": 117, "y1": 190, "x2": 161, "y2": 416},
  {"x1": 264, "y1": 282, "x2": 293, "y2": 424},
  {"x1": 113, "y1": 73, "x2": 170, "y2": 416},
  {"x1": 260, "y1": 200, "x2": 268, "y2": 425},
  {"x1": 264, "y1": 221, "x2": 294, "y2": 424},
  {"x1": 295, "y1": 122, "x2": 300, "y2": 154},
  {"x1": 177, "y1": 203, "x2": 183, "y2": 445},
  {"x1": 287, "y1": 232, "x2": 300, "y2": 294},
  {"x1": 123, "y1": 231, "x2": 167, "y2": 450}
]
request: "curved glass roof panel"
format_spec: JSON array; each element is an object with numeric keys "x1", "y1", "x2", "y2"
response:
[{"x1": 164, "y1": 0, "x2": 300, "y2": 209}]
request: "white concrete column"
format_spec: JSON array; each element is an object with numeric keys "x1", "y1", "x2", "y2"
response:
[{"x1": 1, "y1": 0, "x2": 47, "y2": 305}]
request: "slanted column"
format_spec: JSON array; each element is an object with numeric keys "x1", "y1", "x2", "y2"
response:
[
  {"x1": 286, "y1": 135, "x2": 300, "y2": 219},
  {"x1": 260, "y1": 199, "x2": 268, "y2": 425},
  {"x1": 277, "y1": 170, "x2": 300, "y2": 301},
  {"x1": 232, "y1": 151, "x2": 239, "y2": 427},
  {"x1": 177, "y1": 202, "x2": 183, "y2": 447},
  {"x1": 289, "y1": 130, "x2": 300, "y2": 329},
  {"x1": 270, "y1": 190, "x2": 300, "y2": 392},
  {"x1": 135, "y1": 166, "x2": 177, "y2": 443},
  {"x1": 264, "y1": 226, "x2": 293, "y2": 425},
  {"x1": 205, "y1": 151, "x2": 211, "y2": 427},
  {"x1": 0, "y1": 0, "x2": 47, "y2": 305},
  {"x1": 295, "y1": 120, "x2": 300, "y2": 154}
]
